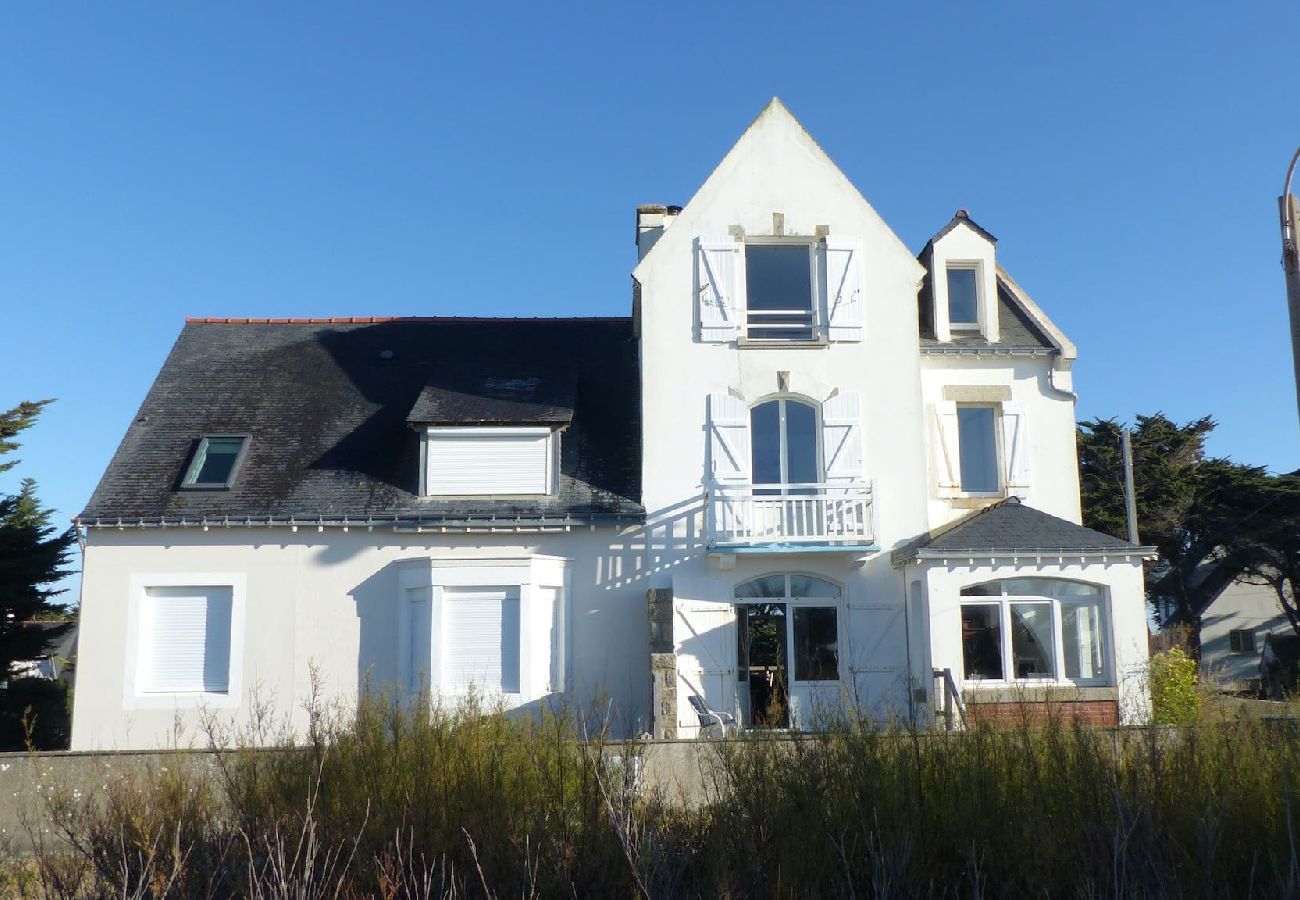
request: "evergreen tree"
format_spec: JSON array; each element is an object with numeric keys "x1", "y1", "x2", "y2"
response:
[
  {"x1": 0, "y1": 401, "x2": 75, "y2": 677},
  {"x1": 1077, "y1": 413, "x2": 1282, "y2": 643}
]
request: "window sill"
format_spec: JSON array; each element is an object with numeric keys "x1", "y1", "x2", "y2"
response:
[
  {"x1": 962, "y1": 684, "x2": 1116, "y2": 704},
  {"x1": 736, "y1": 337, "x2": 829, "y2": 350},
  {"x1": 949, "y1": 493, "x2": 1005, "y2": 509},
  {"x1": 127, "y1": 690, "x2": 239, "y2": 710}
]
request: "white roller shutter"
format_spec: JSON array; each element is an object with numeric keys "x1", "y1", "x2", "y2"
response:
[
  {"x1": 821, "y1": 391, "x2": 863, "y2": 485},
  {"x1": 824, "y1": 236, "x2": 864, "y2": 342},
  {"x1": 696, "y1": 237, "x2": 739, "y2": 342},
  {"x1": 1001, "y1": 403, "x2": 1032, "y2": 495},
  {"x1": 425, "y1": 428, "x2": 553, "y2": 496},
  {"x1": 139, "y1": 586, "x2": 232, "y2": 693},
  {"x1": 443, "y1": 587, "x2": 521, "y2": 694}
]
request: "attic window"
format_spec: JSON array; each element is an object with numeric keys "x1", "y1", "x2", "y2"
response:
[
  {"x1": 422, "y1": 427, "x2": 557, "y2": 496},
  {"x1": 946, "y1": 266, "x2": 980, "y2": 329},
  {"x1": 745, "y1": 243, "x2": 817, "y2": 340},
  {"x1": 181, "y1": 436, "x2": 248, "y2": 489}
]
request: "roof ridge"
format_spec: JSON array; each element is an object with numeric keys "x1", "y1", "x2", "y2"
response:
[{"x1": 185, "y1": 316, "x2": 633, "y2": 325}]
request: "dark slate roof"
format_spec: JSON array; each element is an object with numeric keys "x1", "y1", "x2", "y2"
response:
[
  {"x1": 917, "y1": 274, "x2": 1056, "y2": 351},
  {"x1": 407, "y1": 370, "x2": 577, "y2": 425},
  {"x1": 891, "y1": 497, "x2": 1153, "y2": 565},
  {"x1": 920, "y1": 209, "x2": 998, "y2": 249},
  {"x1": 79, "y1": 317, "x2": 642, "y2": 525}
]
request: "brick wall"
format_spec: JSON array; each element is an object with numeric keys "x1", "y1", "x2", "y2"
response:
[{"x1": 966, "y1": 700, "x2": 1119, "y2": 728}]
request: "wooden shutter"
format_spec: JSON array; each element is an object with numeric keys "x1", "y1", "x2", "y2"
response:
[
  {"x1": 1001, "y1": 403, "x2": 1032, "y2": 495},
  {"x1": 696, "y1": 237, "x2": 739, "y2": 342},
  {"x1": 673, "y1": 600, "x2": 736, "y2": 729},
  {"x1": 425, "y1": 428, "x2": 552, "y2": 495},
  {"x1": 707, "y1": 393, "x2": 751, "y2": 485},
  {"x1": 932, "y1": 402, "x2": 961, "y2": 494},
  {"x1": 139, "y1": 586, "x2": 231, "y2": 693},
  {"x1": 824, "y1": 236, "x2": 864, "y2": 342},
  {"x1": 443, "y1": 587, "x2": 521, "y2": 694},
  {"x1": 821, "y1": 391, "x2": 863, "y2": 484}
]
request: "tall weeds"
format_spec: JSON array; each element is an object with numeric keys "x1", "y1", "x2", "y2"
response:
[{"x1": 12, "y1": 697, "x2": 1300, "y2": 898}]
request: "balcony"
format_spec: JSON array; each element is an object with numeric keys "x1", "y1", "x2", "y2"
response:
[{"x1": 706, "y1": 482, "x2": 876, "y2": 551}]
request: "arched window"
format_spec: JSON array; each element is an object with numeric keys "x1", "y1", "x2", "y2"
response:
[
  {"x1": 958, "y1": 579, "x2": 1108, "y2": 684},
  {"x1": 750, "y1": 398, "x2": 819, "y2": 494},
  {"x1": 734, "y1": 574, "x2": 841, "y2": 727}
]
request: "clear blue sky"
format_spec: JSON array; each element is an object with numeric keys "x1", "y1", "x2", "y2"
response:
[{"x1": 2, "y1": 2, "x2": 1297, "y2": 604}]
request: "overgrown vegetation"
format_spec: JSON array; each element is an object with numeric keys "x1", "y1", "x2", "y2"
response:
[
  {"x1": 1149, "y1": 647, "x2": 1201, "y2": 725},
  {"x1": 7, "y1": 692, "x2": 1300, "y2": 898}
]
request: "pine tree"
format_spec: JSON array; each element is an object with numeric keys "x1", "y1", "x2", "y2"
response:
[{"x1": 0, "y1": 401, "x2": 76, "y2": 677}]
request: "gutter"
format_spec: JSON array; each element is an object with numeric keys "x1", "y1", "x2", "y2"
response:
[
  {"x1": 891, "y1": 545, "x2": 1158, "y2": 568},
  {"x1": 75, "y1": 512, "x2": 645, "y2": 533}
]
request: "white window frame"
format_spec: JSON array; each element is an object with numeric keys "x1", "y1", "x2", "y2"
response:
[
  {"x1": 419, "y1": 426, "x2": 559, "y2": 497},
  {"x1": 396, "y1": 556, "x2": 571, "y2": 703},
  {"x1": 958, "y1": 581, "x2": 1112, "y2": 688},
  {"x1": 749, "y1": 395, "x2": 823, "y2": 493},
  {"x1": 123, "y1": 573, "x2": 247, "y2": 709},
  {"x1": 945, "y1": 262, "x2": 983, "y2": 332},
  {"x1": 738, "y1": 239, "x2": 822, "y2": 343},
  {"x1": 955, "y1": 403, "x2": 1003, "y2": 496},
  {"x1": 733, "y1": 573, "x2": 844, "y2": 687}
]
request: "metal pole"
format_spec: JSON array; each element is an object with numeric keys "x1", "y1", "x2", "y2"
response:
[
  {"x1": 1279, "y1": 147, "x2": 1300, "y2": 427},
  {"x1": 1121, "y1": 428, "x2": 1140, "y2": 546}
]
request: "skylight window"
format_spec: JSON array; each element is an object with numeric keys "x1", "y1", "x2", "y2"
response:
[{"x1": 181, "y1": 436, "x2": 248, "y2": 489}]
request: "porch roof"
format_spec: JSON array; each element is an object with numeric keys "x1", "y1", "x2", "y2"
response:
[{"x1": 890, "y1": 497, "x2": 1156, "y2": 566}]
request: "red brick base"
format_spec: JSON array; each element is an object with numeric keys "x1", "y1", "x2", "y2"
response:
[{"x1": 966, "y1": 700, "x2": 1118, "y2": 728}]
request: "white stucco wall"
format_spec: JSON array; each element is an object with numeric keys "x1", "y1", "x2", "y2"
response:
[
  {"x1": 1200, "y1": 579, "x2": 1291, "y2": 688},
  {"x1": 919, "y1": 357, "x2": 1082, "y2": 529},
  {"x1": 71, "y1": 527, "x2": 658, "y2": 750},
  {"x1": 913, "y1": 559, "x2": 1151, "y2": 724}
]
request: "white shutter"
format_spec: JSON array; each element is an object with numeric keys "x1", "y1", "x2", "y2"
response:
[
  {"x1": 673, "y1": 600, "x2": 736, "y2": 729},
  {"x1": 824, "y1": 236, "x2": 864, "y2": 342},
  {"x1": 139, "y1": 586, "x2": 231, "y2": 693},
  {"x1": 932, "y1": 402, "x2": 961, "y2": 494},
  {"x1": 425, "y1": 428, "x2": 552, "y2": 495},
  {"x1": 821, "y1": 391, "x2": 863, "y2": 484},
  {"x1": 707, "y1": 393, "x2": 751, "y2": 485},
  {"x1": 405, "y1": 589, "x2": 432, "y2": 692},
  {"x1": 696, "y1": 237, "x2": 739, "y2": 342},
  {"x1": 1001, "y1": 403, "x2": 1032, "y2": 494},
  {"x1": 443, "y1": 587, "x2": 521, "y2": 694}
]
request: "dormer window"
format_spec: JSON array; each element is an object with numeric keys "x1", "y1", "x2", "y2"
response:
[
  {"x1": 422, "y1": 427, "x2": 558, "y2": 496},
  {"x1": 946, "y1": 265, "x2": 981, "y2": 330},
  {"x1": 181, "y1": 436, "x2": 248, "y2": 489},
  {"x1": 744, "y1": 243, "x2": 816, "y2": 341}
]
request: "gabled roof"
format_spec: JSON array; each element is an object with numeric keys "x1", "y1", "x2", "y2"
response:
[
  {"x1": 78, "y1": 317, "x2": 642, "y2": 527},
  {"x1": 920, "y1": 208, "x2": 998, "y2": 251},
  {"x1": 918, "y1": 273, "x2": 1057, "y2": 352},
  {"x1": 891, "y1": 497, "x2": 1154, "y2": 566}
]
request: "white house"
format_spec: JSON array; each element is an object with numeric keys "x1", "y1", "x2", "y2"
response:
[
  {"x1": 70, "y1": 99, "x2": 1152, "y2": 750},
  {"x1": 1198, "y1": 577, "x2": 1292, "y2": 691}
]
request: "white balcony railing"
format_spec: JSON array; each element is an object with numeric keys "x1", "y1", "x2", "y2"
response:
[{"x1": 707, "y1": 482, "x2": 875, "y2": 549}]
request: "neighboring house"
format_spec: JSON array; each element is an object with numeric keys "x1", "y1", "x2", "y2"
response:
[
  {"x1": 70, "y1": 99, "x2": 1153, "y2": 750},
  {"x1": 1199, "y1": 577, "x2": 1293, "y2": 692},
  {"x1": 5, "y1": 620, "x2": 77, "y2": 684}
]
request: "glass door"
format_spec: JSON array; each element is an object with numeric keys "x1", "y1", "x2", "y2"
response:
[{"x1": 737, "y1": 602, "x2": 789, "y2": 728}]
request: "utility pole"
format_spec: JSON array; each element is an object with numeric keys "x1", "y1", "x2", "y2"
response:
[
  {"x1": 1279, "y1": 147, "x2": 1300, "y2": 425},
  {"x1": 1121, "y1": 428, "x2": 1140, "y2": 545}
]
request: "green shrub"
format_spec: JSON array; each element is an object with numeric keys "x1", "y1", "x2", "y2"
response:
[{"x1": 1150, "y1": 646, "x2": 1200, "y2": 724}]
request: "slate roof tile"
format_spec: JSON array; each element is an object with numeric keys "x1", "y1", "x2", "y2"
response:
[{"x1": 79, "y1": 318, "x2": 642, "y2": 524}]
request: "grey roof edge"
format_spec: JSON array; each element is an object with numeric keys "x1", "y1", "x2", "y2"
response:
[
  {"x1": 897, "y1": 545, "x2": 1157, "y2": 565},
  {"x1": 888, "y1": 497, "x2": 1156, "y2": 568},
  {"x1": 76, "y1": 511, "x2": 645, "y2": 530}
]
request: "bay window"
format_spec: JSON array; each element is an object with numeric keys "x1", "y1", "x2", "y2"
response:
[{"x1": 959, "y1": 579, "x2": 1109, "y2": 685}]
